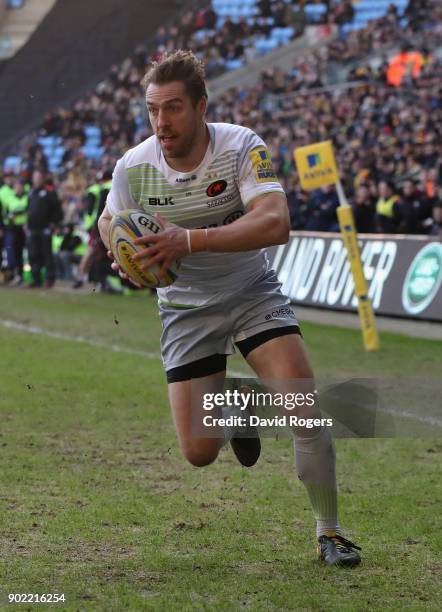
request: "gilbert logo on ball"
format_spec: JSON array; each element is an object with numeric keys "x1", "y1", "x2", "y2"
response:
[
  {"x1": 402, "y1": 243, "x2": 442, "y2": 315},
  {"x1": 109, "y1": 209, "x2": 180, "y2": 288}
]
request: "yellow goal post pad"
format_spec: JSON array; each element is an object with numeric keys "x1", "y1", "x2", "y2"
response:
[{"x1": 337, "y1": 205, "x2": 380, "y2": 352}]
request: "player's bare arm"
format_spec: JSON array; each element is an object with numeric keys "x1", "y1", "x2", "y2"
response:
[
  {"x1": 132, "y1": 192, "x2": 289, "y2": 276},
  {"x1": 97, "y1": 204, "x2": 112, "y2": 250},
  {"x1": 98, "y1": 204, "x2": 143, "y2": 286}
]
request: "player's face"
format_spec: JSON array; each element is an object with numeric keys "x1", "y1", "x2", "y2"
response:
[
  {"x1": 146, "y1": 81, "x2": 206, "y2": 159},
  {"x1": 32, "y1": 170, "x2": 44, "y2": 188}
]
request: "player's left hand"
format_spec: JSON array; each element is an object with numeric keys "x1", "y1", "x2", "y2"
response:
[
  {"x1": 107, "y1": 250, "x2": 143, "y2": 288},
  {"x1": 132, "y1": 214, "x2": 189, "y2": 279}
]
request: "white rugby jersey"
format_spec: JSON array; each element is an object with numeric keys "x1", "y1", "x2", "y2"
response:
[{"x1": 107, "y1": 122, "x2": 285, "y2": 306}]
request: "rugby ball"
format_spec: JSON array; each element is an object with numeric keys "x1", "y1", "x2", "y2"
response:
[{"x1": 109, "y1": 209, "x2": 180, "y2": 288}]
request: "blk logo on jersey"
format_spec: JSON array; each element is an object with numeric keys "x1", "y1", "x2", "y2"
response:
[
  {"x1": 206, "y1": 180, "x2": 227, "y2": 197},
  {"x1": 148, "y1": 197, "x2": 175, "y2": 206}
]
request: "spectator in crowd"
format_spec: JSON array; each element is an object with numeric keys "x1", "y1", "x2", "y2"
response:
[
  {"x1": 272, "y1": 1, "x2": 289, "y2": 28},
  {"x1": 53, "y1": 223, "x2": 86, "y2": 281},
  {"x1": 305, "y1": 184, "x2": 340, "y2": 232},
  {"x1": 0, "y1": 172, "x2": 16, "y2": 282},
  {"x1": 3, "y1": 178, "x2": 28, "y2": 285},
  {"x1": 1, "y1": 0, "x2": 441, "y2": 249},
  {"x1": 72, "y1": 170, "x2": 112, "y2": 289},
  {"x1": 284, "y1": 2, "x2": 307, "y2": 36},
  {"x1": 387, "y1": 44, "x2": 424, "y2": 87},
  {"x1": 376, "y1": 180, "x2": 401, "y2": 233},
  {"x1": 285, "y1": 181, "x2": 310, "y2": 230},
  {"x1": 26, "y1": 170, "x2": 62, "y2": 288},
  {"x1": 352, "y1": 183, "x2": 376, "y2": 233},
  {"x1": 331, "y1": 0, "x2": 355, "y2": 26},
  {"x1": 397, "y1": 179, "x2": 433, "y2": 234},
  {"x1": 405, "y1": 0, "x2": 433, "y2": 32}
]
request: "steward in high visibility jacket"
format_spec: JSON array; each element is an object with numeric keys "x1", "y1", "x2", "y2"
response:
[
  {"x1": 387, "y1": 48, "x2": 424, "y2": 87},
  {"x1": 0, "y1": 173, "x2": 16, "y2": 282},
  {"x1": 376, "y1": 181, "x2": 400, "y2": 233},
  {"x1": 73, "y1": 170, "x2": 113, "y2": 289},
  {"x1": 83, "y1": 170, "x2": 113, "y2": 232},
  {"x1": 0, "y1": 173, "x2": 15, "y2": 233},
  {"x1": 53, "y1": 224, "x2": 88, "y2": 281},
  {"x1": 3, "y1": 179, "x2": 29, "y2": 284},
  {"x1": 5, "y1": 189, "x2": 27, "y2": 227},
  {"x1": 83, "y1": 183, "x2": 101, "y2": 231}
]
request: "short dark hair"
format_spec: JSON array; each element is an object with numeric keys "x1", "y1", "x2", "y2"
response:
[{"x1": 142, "y1": 50, "x2": 208, "y2": 106}]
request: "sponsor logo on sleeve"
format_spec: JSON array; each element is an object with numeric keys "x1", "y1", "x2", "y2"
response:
[{"x1": 249, "y1": 146, "x2": 277, "y2": 183}]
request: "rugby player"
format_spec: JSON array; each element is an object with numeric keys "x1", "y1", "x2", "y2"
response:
[{"x1": 98, "y1": 50, "x2": 361, "y2": 567}]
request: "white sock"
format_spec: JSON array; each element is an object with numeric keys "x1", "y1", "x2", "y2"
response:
[{"x1": 293, "y1": 426, "x2": 341, "y2": 538}]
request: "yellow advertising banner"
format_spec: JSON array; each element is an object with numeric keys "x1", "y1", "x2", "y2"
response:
[
  {"x1": 337, "y1": 206, "x2": 380, "y2": 351},
  {"x1": 294, "y1": 140, "x2": 339, "y2": 191}
]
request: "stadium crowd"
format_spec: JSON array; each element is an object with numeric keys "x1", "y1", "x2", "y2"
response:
[
  {"x1": 213, "y1": 49, "x2": 442, "y2": 234},
  {"x1": 0, "y1": 0, "x2": 441, "y2": 287}
]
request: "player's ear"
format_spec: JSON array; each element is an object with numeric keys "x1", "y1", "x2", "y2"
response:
[{"x1": 197, "y1": 96, "x2": 207, "y2": 117}]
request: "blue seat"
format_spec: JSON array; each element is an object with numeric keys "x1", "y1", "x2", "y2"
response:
[
  {"x1": 85, "y1": 135, "x2": 101, "y2": 147},
  {"x1": 53, "y1": 146, "x2": 65, "y2": 157},
  {"x1": 194, "y1": 29, "x2": 209, "y2": 41},
  {"x1": 341, "y1": 22, "x2": 362, "y2": 35},
  {"x1": 84, "y1": 125, "x2": 101, "y2": 138},
  {"x1": 216, "y1": 7, "x2": 230, "y2": 17},
  {"x1": 241, "y1": 6, "x2": 256, "y2": 17},
  {"x1": 48, "y1": 156, "x2": 62, "y2": 172},
  {"x1": 81, "y1": 146, "x2": 104, "y2": 161},
  {"x1": 271, "y1": 26, "x2": 294, "y2": 43},
  {"x1": 3, "y1": 156, "x2": 21, "y2": 171},
  {"x1": 305, "y1": 3, "x2": 327, "y2": 23},
  {"x1": 254, "y1": 37, "x2": 279, "y2": 55},
  {"x1": 7, "y1": 0, "x2": 25, "y2": 9},
  {"x1": 37, "y1": 136, "x2": 55, "y2": 147},
  {"x1": 225, "y1": 58, "x2": 244, "y2": 70}
]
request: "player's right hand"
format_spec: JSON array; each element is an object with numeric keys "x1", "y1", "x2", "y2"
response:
[{"x1": 107, "y1": 250, "x2": 143, "y2": 289}]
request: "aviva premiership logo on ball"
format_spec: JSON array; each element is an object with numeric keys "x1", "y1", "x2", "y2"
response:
[{"x1": 402, "y1": 243, "x2": 442, "y2": 314}]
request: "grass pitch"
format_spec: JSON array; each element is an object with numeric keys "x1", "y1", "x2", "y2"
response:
[{"x1": 0, "y1": 287, "x2": 441, "y2": 611}]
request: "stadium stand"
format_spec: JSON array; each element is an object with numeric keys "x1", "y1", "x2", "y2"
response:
[
  {"x1": 7, "y1": 1, "x2": 25, "y2": 8},
  {"x1": 0, "y1": 0, "x2": 55, "y2": 61},
  {"x1": 0, "y1": 0, "x2": 181, "y2": 149},
  {"x1": 0, "y1": 0, "x2": 441, "y2": 287}
]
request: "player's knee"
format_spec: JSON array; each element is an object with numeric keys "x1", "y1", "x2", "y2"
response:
[{"x1": 182, "y1": 444, "x2": 219, "y2": 467}]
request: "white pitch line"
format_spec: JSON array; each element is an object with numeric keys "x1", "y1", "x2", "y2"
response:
[
  {"x1": 1, "y1": 319, "x2": 160, "y2": 359},
  {"x1": 0, "y1": 319, "x2": 246, "y2": 377},
  {"x1": 2, "y1": 319, "x2": 441, "y2": 428},
  {"x1": 375, "y1": 405, "x2": 442, "y2": 429}
]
